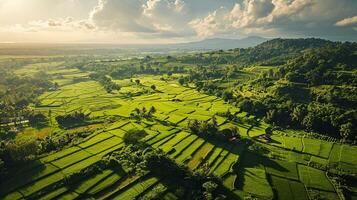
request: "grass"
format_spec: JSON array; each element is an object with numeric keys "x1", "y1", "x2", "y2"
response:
[
  {"x1": 87, "y1": 172, "x2": 123, "y2": 195},
  {"x1": 302, "y1": 138, "x2": 322, "y2": 156},
  {"x1": 284, "y1": 136, "x2": 303, "y2": 152},
  {"x1": 240, "y1": 168, "x2": 273, "y2": 198},
  {"x1": 146, "y1": 130, "x2": 177, "y2": 146},
  {"x1": 270, "y1": 175, "x2": 308, "y2": 200},
  {"x1": 38, "y1": 187, "x2": 67, "y2": 200},
  {"x1": 75, "y1": 169, "x2": 114, "y2": 194},
  {"x1": 78, "y1": 132, "x2": 114, "y2": 149},
  {"x1": 84, "y1": 136, "x2": 122, "y2": 154},
  {"x1": 206, "y1": 147, "x2": 224, "y2": 165},
  {"x1": 18, "y1": 172, "x2": 65, "y2": 197},
  {"x1": 187, "y1": 142, "x2": 214, "y2": 169},
  {"x1": 4, "y1": 70, "x2": 353, "y2": 199},
  {"x1": 175, "y1": 138, "x2": 205, "y2": 163},
  {"x1": 169, "y1": 135, "x2": 198, "y2": 158},
  {"x1": 61, "y1": 153, "x2": 106, "y2": 175},
  {"x1": 0, "y1": 163, "x2": 60, "y2": 195},
  {"x1": 339, "y1": 145, "x2": 357, "y2": 173},
  {"x1": 40, "y1": 146, "x2": 81, "y2": 162},
  {"x1": 57, "y1": 192, "x2": 79, "y2": 199},
  {"x1": 210, "y1": 149, "x2": 230, "y2": 173},
  {"x1": 51, "y1": 150, "x2": 92, "y2": 168},
  {"x1": 265, "y1": 160, "x2": 299, "y2": 180},
  {"x1": 213, "y1": 152, "x2": 239, "y2": 177},
  {"x1": 248, "y1": 124, "x2": 266, "y2": 138},
  {"x1": 223, "y1": 173, "x2": 237, "y2": 190},
  {"x1": 2, "y1": 191, "x2": 23, "y2": 200},
  {"x1": 159, "y1": 131, "x2": 190, "y2": 152},
  {"x1": 297, "y1": 165, "x2": 334, "y2": 191},
  {"x1": 112, "y1": 177, "x2": 159, "y2": 200}
]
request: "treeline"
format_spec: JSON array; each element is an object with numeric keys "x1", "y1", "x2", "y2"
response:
[
  {"x1": 236, "y1": 43, "x2": 357, "y2": 141},
  {"x1": 283, "y1": 43, "x2": 357, "y2": 86},
  {"x1": 55, "y1": 111, "x2": 90, "y2": 128},
  {"x1": 178, "y1": 41, "x2": 356, "y2": 142},
  {"x1": 111, "y1": 134, "x2": 225, "y2": 199},
  {"x1": 187, "y1": 116, "x2": 240, "y2": 142},
  {"x1": 0, "y1": 129, "x2": 94, "y2": 182},
  {"x1": 179, "y1": 38, "x2": 335, "y2": 66},
  {"x1": 89, "y1": 73, "x2": 121, "y2": 93},
  {"x1": 0, "y1": 70, "x2": 54, "y2": 132},
  {"x1": 81, "y1": 56, "x2": 186, "y2": 81}
]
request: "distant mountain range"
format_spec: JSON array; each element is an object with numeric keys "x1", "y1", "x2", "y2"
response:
[
  {"x1": 167, "y1": 36, "x2": 268, "y2": 50},
  {"x1": 0, "y1": 36, "x2": 269, "y2": 55}
]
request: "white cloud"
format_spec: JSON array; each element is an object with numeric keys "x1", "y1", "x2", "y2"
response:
[
  {"x1": 142, "y1": 0, "x2": 189, "y2": 32},
  {"x1": 190, "y1": 0, "x2": 357, "y2": 40},
  {"x1": 1, "y1": 0, "x2": 357, "y2": 43},
  {"x1": 189, "y1": 7, "x2": 232, "y2": 38},
  {"x1": 335, "y1": 16, "x2": 357, "y2": 26},
  {"x1": 90, "y1": 0, "x2": 154, "y2": 32}
]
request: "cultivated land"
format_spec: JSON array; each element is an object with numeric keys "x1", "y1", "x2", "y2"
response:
[
  {"x1": 0, "y1": 59, "x2": 356, "y2": 200},
  {"x1": 0, "y1": 39, "x2": 356, "y2": 200}
]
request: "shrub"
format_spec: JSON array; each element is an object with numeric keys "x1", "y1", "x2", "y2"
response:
[{"x1": 123, "y1": 129, "x2": 148, "y2": 144}]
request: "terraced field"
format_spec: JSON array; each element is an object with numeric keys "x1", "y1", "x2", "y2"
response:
[{"x1": 2, "y1": 70, "x2": 357, "y2": 200}]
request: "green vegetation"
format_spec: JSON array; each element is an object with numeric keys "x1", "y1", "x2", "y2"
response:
[{"x1": 0, "y1": 38, "x2": 356, "y2": 199}]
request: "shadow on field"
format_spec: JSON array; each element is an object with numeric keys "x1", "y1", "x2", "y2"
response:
[
  {"x1": 0, "y1": 160, "x2": 47, "y2": 195},
  {"x1": 251, "y1": 136, "x2": 282, "y2": 146},
  {"x1": 234, "y1": 151, "x2": 290, "y2": 192}
]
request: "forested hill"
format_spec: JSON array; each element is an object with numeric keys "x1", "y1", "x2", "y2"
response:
[
  {"x1": 180, "y1": 38, "x2": 337, "y2": 66},
  {"x1": 283, "y1": 42, "x2": 357, "y2": 86},
  {"x1": 178, "y1": 39, "x2": 357, "y2": 142},
  {"x1": 239, "y1": 38, "x2": 336, "y2": 65}
]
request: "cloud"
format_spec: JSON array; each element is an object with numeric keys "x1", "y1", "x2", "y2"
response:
[
  {"x1": 21, "y1": 18, "x2": 95, "y2": 32},
  {"x1": 90, "y1": 0, "x2": 154, "y2": 32},
  {"x1": 190, "y1": 0, "x2": 357, "y2": 40},
  {"x1": 142, "y1": 0, "x2": 189, "y2": 32},
  {"x1": 189, "y1": 7, "x2": 232, "y2": 38},
  {"x1": 1, "y1": 0, "x2": 357, "y2": 43},
  {"x1": 335, "y1": 16, "x2": 357, "y2": 26}
]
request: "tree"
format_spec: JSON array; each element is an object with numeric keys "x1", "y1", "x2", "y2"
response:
[
  {"x1": 340, "y1": 122, "x2": 353, "y2": 140},
  {"x1": 135, "y1": 79, "x2": 141, "y2": 85},
  {"x1": 202, "y1": 181, "x2": 218, "y2": 200},
  {"x1": 28, "y1": 112, "x2": 48, "y2": 127},
  {"x1": 150, "y1": 85, "x2": 156, "y2": 90},
  {"x1": 0, "y1": 158, "x2": 6, "y2": 178},
  {"x1": 6, "y1": 139, "x2": 39, "y2": 161},
  {"x1": 178, "y1": 78, "x2": 185, "y2": 85},
  {"x1": 123, "y1": 129, "x2": 147, "y2": 144},
  {"x1": 148, "y1": 106, "x2": 156, "y2": 116},
  {"x1": 222, "y1": 91, "x2": 233, "y2": 102}
]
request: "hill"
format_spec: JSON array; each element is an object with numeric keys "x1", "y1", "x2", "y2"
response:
[
  {"x1": 179, "y1": 38, "x2": 338, "y2": 66},
  {"x1": 170, "y1": 36, "x2": 268, "y2": 50},
  {"x1": 0, "y1": 38, "x2": 356, "y2": 200}
]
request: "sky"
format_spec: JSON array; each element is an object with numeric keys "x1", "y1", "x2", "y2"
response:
[{"x1": 0, "y1": 0, "x2": 356, "y2": 43}]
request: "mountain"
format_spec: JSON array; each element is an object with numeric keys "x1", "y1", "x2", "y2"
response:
[{"x1": 170, "y1": 36, "x2": 268, "y2": 50}]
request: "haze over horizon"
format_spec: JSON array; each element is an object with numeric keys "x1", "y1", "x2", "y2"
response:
[{"x1": 0, "y1": 0, "x2": 356, "y2": 44}]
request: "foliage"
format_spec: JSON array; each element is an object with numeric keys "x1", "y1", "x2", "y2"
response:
[
  {"x1": 123, "y1": 129, "x2": 148, "y2": 144},
  {"x1": 109, "y1": 143, "x2": 223, "y2": 199},
  {"x1": 130, "y1": 106, "x2": 157, "y2": 119},
  {"x1": 89, "y1": 73, "x2": 120, "y2": 93},
  {"x1": 55, "y1": 111, "x2": 89, "y2": 128},
  {"x1": 188, "y1": 116, "x2": 240, "y2": 141}
]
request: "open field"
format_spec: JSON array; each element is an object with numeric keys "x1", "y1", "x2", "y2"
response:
[{"x1": 1, "y1": 61, "x2": 356, "y2": 200}]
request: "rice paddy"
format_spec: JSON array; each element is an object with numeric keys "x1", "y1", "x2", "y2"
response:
[{"x1": 1, "y1": 66, "x2": 356, "y2": 200}]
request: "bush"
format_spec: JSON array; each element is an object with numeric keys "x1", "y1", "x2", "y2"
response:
[
  {"x1": 55, "y1": 111, "x2": 88, "y2": 127},
  {"x1": 123, "y1": 129, "x2": 148, "y2": 144}
]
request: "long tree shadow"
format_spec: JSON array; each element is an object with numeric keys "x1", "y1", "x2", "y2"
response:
[
  {"x1": 233, "y1": 149, "x2": 292, "y2": 198},
  {"x1": 0, "y1": 160, "x2": 48, "y2": 196}
]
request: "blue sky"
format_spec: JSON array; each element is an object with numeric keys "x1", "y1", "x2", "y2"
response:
[{"x1": 0, "y1": 0, "x2": 356, "y2": 43}]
